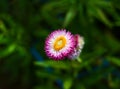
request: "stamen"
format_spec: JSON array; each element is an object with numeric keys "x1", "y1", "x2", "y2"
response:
[{"x1": 54, "y1": 36, "x2": 66, "y2": 51}]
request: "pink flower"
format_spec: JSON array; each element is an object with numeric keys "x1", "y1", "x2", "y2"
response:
[
  {"x1": 68, "y1": 34, "x2": 84, "y2": 60},
  {"x1": 45, "y1": 29, "x2": 76, "y2": 60}
]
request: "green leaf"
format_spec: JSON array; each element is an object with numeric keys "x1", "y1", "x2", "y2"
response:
[
  {"x1": 94, "y1": 8, "x2": 113, "y2": 27},
  {"x1": 63, "y1": 78, "x2": 72, "y2": 89},
  {"x1": 34, "y1": 61, "x2": 70, "y2": 69},
  {"x1": 63, "y1": 7, "x2": 76, "y2": 27},
  {"x1": 0, "y1": 20, "x2": 7, "y2": 33},
  {"x1": 107, "y1": 56, "x2": 120, "y2": 66},
  {"x1": 0, "y1": 43, "x2": 16, "y2": 58}
]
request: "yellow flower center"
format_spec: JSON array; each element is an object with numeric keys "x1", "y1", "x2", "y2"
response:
[{"x1": 54, "y1": 36, "x2": 66, "y2": 51}]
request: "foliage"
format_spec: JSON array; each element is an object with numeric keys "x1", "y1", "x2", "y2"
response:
[{"x1": 0, "y1": 0, "x2": 120, "y2": 89}]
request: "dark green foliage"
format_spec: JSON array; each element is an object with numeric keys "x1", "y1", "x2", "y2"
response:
[{"x1": 0, "y1": 0, "x2": 120, "y2": 89}]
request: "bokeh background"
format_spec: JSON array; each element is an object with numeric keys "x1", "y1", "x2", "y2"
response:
[{"x1": 0, "y1": 0, "x2": 120, "y2": 89}]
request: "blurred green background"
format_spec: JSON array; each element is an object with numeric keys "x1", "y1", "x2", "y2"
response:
[{"x1": 0, "y1": 0, "x2": 120, "y2": 89}]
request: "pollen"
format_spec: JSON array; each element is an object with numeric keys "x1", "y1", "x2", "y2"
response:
[{"x1": 54, "y1": 36, "x2": 66, "y2": 51}]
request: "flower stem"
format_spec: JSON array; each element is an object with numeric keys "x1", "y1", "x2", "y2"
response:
[{"x1": 77, "y1": 57, "x2": 82, "y2": 63}]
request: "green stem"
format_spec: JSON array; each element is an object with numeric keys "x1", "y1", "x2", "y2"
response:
[{"x1": 77, "y1": 57, "x2": 82, "y2": 63}]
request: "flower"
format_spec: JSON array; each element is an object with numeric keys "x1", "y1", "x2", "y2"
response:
[
  {"x1": 45, "y1": 29, "x2": 76, "y2": 60},
  {"x1": 68, "y1": 34, "x2": 84, "y2": 60}
]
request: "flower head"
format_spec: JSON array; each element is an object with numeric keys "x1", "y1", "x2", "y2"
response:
[
  {"x1": 45, "y1": 29, "x2": 76, "y2": 60},
  {"x1": 68, "y1": 34, "x2": 84, "y2": 60}
]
